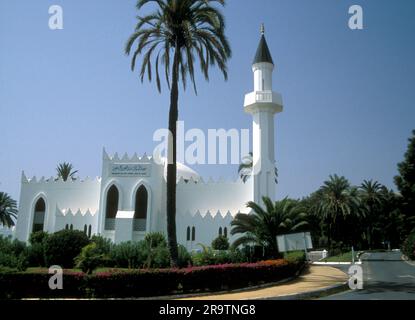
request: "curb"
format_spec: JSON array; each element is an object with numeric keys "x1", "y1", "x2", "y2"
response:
[
  {"x1": 401, "y1": 255, "x2": 415, "y2": 267},
  {"x1": 262, "y1": 282, "x2": 349, "y2": 300}
]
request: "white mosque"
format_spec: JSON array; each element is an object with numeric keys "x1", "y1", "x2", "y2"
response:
[{"x1": 14, "y1": 31, "x2": 284, "y2": 249}]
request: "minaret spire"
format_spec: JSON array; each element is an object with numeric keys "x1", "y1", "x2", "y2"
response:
[{"x1": 244, "y1": 28, "x2": 283, "y2": 203}]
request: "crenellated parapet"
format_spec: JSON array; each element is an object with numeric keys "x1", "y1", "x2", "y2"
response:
[
  {"x1": 177, "y1": 176, "x2": 246, "y2": 186},
  {"x1": 179, "y1": 209, "x2": 241, "y2": 220},
  {"x1": 21, "y1": 171, "x2": 101, "y2": 184},
  {"x1": 102, "y1": 148, "x2": 161, "y2": 164},
  {"x1": 55, "y1": 206, "x2": 98, "y2": 217}
]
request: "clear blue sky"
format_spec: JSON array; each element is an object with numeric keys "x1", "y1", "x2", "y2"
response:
[{"x1": 1, "y1": 0, "x2": 414, "y2": 202}]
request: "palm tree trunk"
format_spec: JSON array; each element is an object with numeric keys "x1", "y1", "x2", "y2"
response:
[{"x1": 166, "y1": 46, "x2": 180, "y2": 267}]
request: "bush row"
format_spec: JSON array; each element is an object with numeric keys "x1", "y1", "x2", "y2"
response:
[{"x1": 0, "y1": 258, "x2": 305, "y2": 299}]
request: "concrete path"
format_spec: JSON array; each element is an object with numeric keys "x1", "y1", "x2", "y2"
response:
[{"x1": 179, "y1": 266, "x2": 347, "y2": 300}]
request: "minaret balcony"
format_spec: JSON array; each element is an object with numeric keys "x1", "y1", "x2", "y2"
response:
[{"x1": 244, "y1": 90, "x2": 283, "y2": 114}]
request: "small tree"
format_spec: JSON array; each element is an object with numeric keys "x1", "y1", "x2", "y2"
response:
[
  {"x1": 75, "y1": 243, "x2": 106, "y2": 274},
  {"x1": 56, "y1": 162, "x2": 78, "y2": 181},
  {"x1": 0, "y1": 192, "x2": 18, "y2": 228},
  {"x1": 395, "y1": 130, "x2": 415, "y2": 235},
  {"x1": 44, "y1": 230, "x2": 90, "y2": 268},
  {"x1": 212, "y1": 235, "x2": 230, "y2": 251}
]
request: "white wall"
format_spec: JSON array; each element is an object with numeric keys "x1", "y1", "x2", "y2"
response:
[{"x1": 15, "y1": 175, "x2": 101, "y2": 241}]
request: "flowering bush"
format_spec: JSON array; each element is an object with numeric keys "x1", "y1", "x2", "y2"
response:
[{"x1": 0, "y1": 256, "x2": 305, "y2": 299}]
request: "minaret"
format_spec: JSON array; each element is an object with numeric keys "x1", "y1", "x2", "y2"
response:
[{"x1": 244, "y1": 24, "x2": 283, "y2": 203}]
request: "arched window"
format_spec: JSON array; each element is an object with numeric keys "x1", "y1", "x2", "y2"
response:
[
  {"x1": 105, "y1": 185, "x2": 119, "y2": 230},
  {"x1": 88, "y1": 225, "x2": 92, "y2": 238},
  {"x1": 65, "y1": 224, "x2": 68, "y2": 230},
  {"x1": 219, "y1": 227, "x2": 223, "y2": 237},
  {"x1": 106, "y1": 185, "x2": 119, "y2": 219},
  {"x1": 84, "y1": 224, "x2": 87, "y2": 234},
  {"x1": 32, "y1": 198, "x2": 46, "y2": 232},
  {"x1": 224, "y1": 227, "x2": 228, "y2": 238},
  {"x1": 192, "y1": 226, "x2": 196, "y2": 242},
  {"x1": 186, "y1": 227, "x2": 190, "y2": 241},
  {"x1": 70, "y1": 224, "x2": 73, "y2": 230},
  {"x1": 134, "y1": 185, "x2": 148, "y2": 231}
]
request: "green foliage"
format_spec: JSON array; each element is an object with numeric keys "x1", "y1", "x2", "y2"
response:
[
  {"x1": 402, "y1": 232, "x2": 415, "y2": 260},
  {"x1": 283, "y1": 251, "x2": 306, "y2": 264},
  {"x1": 142, "y1": 233, "x2": 170, "y2": 268},
  {"x1": 29, "y1": 231, "x2": 49, "y2": 245},
  {"x1": 75, "y1": 243, "x2": 107, "y2": 274},
  {"x1": 56, "y1": 162, "x2": 78, "y2": 181},
  {"x1": 211, "y1": 235, "x2": 230, "y2": 251},
  {"x1": 0, "y1": 192, "x2": 18, "y2": 228},
  {"x1": 177, "y1": 245, "x2": 192, "y2": 268},
  {"x1": 192, "y1": 245, "x2": 246, "y2": 266},
  {"x1": 109, "y1": 241, "x2": 146, "y2": 269},
  {"x1": 395, "y1": 130, "x2": 415, "y2": 235},
  {"x1": 44, "y1": 230, "x2": 90, "y2": 268},
  {"x1": 26, "y1": 231, "x2": 49, "y2": 267},
  {"x1": 144, "y1": 232, "x2": 167, "y2": 248},
  {"x1": 0, "y1": 237, "x2": 28, "y2": 271},
  {"x1": 231, "y1": 197, "x2": 308, "y2": 257},
  {"x1": 90, "y1": 235, "x2": 112, "y2": 255}
]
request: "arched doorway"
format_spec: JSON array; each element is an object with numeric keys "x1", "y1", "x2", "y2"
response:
[
  {"x1": 32, "y1": 198, "x2": 46, "y2": 232},
  {"x1": 105, "y1": 185, "x2": 119, "y2": 230},
  {"x1": 133, "y1": 185, "x2": 148, "y2": 232}
]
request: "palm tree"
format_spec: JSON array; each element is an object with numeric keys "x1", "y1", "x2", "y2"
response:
[
  {"x1": 56, "y1": 162, "x2": 78, "y2": 181},
  {"x1": 231, "y1": 197, "x2": 308, "y2": 257},
  {"x1": 125, "y1": 0, "x2": 231, "y2": 265},
  {"x1": 316, "y1": 175, "x2": 361, "y2": 249},
  {"x1": 359, "y1": 180, "x2": 384, "y2": 249},
  {"x1": 0, "y1": 192, "x2": 18, "y2": 228},
  {"x1": 238, "y1": 152, "x2": 278, "y2": 184}
]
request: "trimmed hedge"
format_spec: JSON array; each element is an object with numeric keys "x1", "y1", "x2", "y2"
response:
[{"x1": 0, "y1": 258, "x2": 305, "y2": 299}]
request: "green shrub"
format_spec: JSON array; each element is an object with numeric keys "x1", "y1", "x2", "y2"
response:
[
  {"x1": 0, "y1": 237, "x2": 28, "y2": 271},
  {"x1": 144, "y1": 232, "x2": 167, "y2": 248},
  {"x1": 90, "y1": 235, "x2": 112, "y2": 255},
  {"x1": 26, "y1": 243, "x2": 46, "y2": 267},
  {"x1": 29, "y1": 231, "x2": 49, "y2": 245},
  {"x1": 192, "y1": 245, "x2": 246, "y2": 266},
  {"x1": 75, "y1": 243, "x2": 107, "y2": 274},
  {"x1": 110, "y1": 241, "x2": 146, "y2": 269},
  {"x1": 284, "y1": 251, "x2": 306, "y2": 264},
  {"x1": 402, "y1": 232, "x2": 415, "y2": 260},
  {"x1": 177, "y1": 245, "x2": 192, "y2": 268},
  {"x1": 142, "y1": 233, "x2": 170, "y2": 268},
  {"x1": 44, "y1": 230, "x2": 90, "y2": 268},
  {"x1": 212, "y1": 235, "x2": 230, "y2": 250},
  {"x1": 26, "y1": 231, "x2": 49, "y2": 267}
]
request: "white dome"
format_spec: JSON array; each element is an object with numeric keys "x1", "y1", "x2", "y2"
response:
[{"x1": 162, "y1": 159, "x2": 200, "y2": 182}]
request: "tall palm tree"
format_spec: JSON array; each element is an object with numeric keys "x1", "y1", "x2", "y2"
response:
[
  {"x1": 56, "y1": 162, "x2": 78, "y2": 181},
  {"x1": 238, "y1": 152, "x2": 278, "y2": 184},
  {"x1": 0, "y1": 192, "x2": 18, "y2": 228},
  {"x1": 359, "y1": 180, "x2": 384, "y2": 249},
  {"x1": 125, "y1": 0, "x2": 231, "y2": 265},
  {"x1": 231, "y1": 197, "x2": 308, "y2": 257},
  {"x1": 316, "y1": 174, "x2": 361, "y2": 248}
]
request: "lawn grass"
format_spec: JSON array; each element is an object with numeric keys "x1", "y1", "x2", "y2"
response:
[{"x1": 322, "y1": 251, "x2": 360, "y2": 262}]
